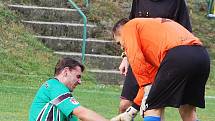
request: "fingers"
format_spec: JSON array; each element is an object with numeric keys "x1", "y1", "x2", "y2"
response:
[
  {"x1": 119, "y1": 57, "x2": 129, "y2": 76},
  {"x1": 110, "y1": 115, "x2": 121, "y2": 121},
  {"x1": 111, "y1": 109, "x2": 135, "y2": 121},
  {"x1": 119, "y1": 66, "x2": 126, "y2": 75}
]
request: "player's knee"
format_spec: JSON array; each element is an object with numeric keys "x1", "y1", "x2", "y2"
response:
[
  {"x1": 179, "y1": 104, "x2": 197, "y2": 121},
  {"x1": 144, "y1": 116, "x2": 161, "y2": 121},
  {"x1": 119, "y1": 99, "x2": 132, "y2": 113}
]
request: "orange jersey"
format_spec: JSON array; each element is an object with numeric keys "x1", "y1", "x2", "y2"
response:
[{"x1": 121, "y1": 18, "x2": 202, "y2": 105}]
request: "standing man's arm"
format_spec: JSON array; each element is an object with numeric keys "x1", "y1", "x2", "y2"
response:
[
  {"x1": 73, "y1": 106, "x2": 109, "y2": 121},
  {"x1": 175, "y1": 0, "x2": 192, "y2": 32}
]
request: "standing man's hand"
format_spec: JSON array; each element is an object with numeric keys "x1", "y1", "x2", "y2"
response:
[
  {"x1": 119, "y1": 57, "x2": 129, "y2": 76},
  {"x1": 111, "y1": 106, "x2": 138, "y2": 121}
]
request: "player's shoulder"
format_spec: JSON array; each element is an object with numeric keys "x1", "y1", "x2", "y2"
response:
[
  {"x1": 43, "y1": 78, "x2": 68, "y2": 91},
  {"x1": 41, "y1": 78, "x2": 70, "y2": 95},
  {"x1": 46, "y1": 78, "x2": 60, "y2": 85}
]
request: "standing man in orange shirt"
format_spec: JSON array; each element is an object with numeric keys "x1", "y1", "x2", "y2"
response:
[
  {"x1": 118, "y1": 0, "x2": 193, "y2": 115},
  {"x1": 111, "y1": 18, "x2": 210, "y2": 121}
]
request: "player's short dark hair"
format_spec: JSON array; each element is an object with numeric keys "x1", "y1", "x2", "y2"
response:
[
  {"x1": 112, "y1": 18, "x2": 130, "y2": 35},
  {"x1": 54, "y1": 57, "x2": 85, "y2": 75}
]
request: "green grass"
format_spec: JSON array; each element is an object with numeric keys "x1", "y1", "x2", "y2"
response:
[
  {"x1": 0, "y1": 76, "x2": 215, "y2": 121},
  {"x1": 0, "y1": 3, "x2": 57, "y2": 120}
]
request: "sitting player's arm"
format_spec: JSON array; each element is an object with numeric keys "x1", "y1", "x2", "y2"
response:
[
  {"x1": 49, "y1": 85, "x2": 108, "y2": 121},
  {"x1": 73, "y1": 106, "x2": 109, "y2": 121}
]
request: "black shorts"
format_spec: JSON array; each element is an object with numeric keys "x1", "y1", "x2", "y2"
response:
[
  {"x1": 145, "y1": 45, "x2": 210, "y2": 110},
  {"x1": 121, "y1": 66, "x2": 139, "y2": 101}
]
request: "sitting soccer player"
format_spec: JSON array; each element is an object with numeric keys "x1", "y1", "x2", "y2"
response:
[{"x1": 29, "y1": 57, "x2": 109, "y2": 121}]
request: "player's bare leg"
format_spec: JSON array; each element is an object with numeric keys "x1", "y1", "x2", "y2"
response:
[
  {"x1": 179, "y1": 104, "x2": 197, "y2": 121},
  {"x1": 144, "y1": 108, "x2": 165, "y2": 121}
]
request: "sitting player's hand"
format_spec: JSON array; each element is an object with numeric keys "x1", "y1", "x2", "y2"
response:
[{"x1": 111, "y1": 106, "x2": 137, "y2": 121}]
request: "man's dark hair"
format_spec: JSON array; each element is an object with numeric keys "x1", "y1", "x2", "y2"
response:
[
  {"x1": 112, "y1": 18, "x2": 130, "y2": 35},
  {"x1": 54, "y1": 57, "x2": 85, "y2": 75}
]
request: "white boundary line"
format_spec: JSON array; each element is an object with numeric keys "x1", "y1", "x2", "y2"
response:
[
  {"x1": 205, "y1": 96, "x2": 215, "y2": 99},
  {"x1": 0, "y1": 72, "x2": 47, "y2": 77}
]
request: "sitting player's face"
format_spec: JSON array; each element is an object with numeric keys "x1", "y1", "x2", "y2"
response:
[{"x1": 65, "y1": 66, "x2": 82, "y2": 91}]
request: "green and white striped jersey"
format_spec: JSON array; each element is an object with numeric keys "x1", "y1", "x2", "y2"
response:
[{"x1": 29, "y1": 78, "x2": 80, "y2": 121}]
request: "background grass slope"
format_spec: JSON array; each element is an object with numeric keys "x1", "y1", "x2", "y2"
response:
[
  {"x1": 0, "y1": 2, "x2": 56, "y2": 120},
  {"x1": 0, "y1": 2, "x2": 97, "y2": 120}
]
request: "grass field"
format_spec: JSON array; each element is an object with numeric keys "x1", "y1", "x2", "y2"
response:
[{"x1": 0, "y1": 74, "x2": 215, "y2": 121}]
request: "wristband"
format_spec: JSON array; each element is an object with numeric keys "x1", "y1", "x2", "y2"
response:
[{"x1": 126, "y1": 106, "x2": 138, "y2": 118}]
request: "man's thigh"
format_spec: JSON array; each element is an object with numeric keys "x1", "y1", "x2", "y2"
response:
[{"x1": 121, "y1": 66, "x2": 139, "y2": 101}]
